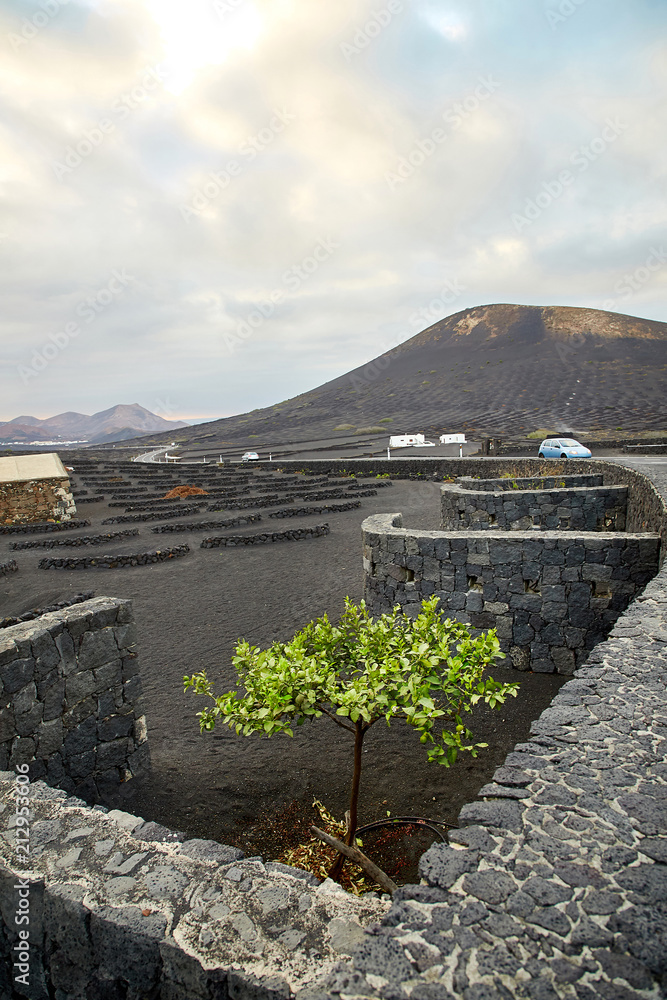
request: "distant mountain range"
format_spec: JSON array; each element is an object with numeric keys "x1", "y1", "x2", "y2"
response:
[
  {"x1": 120, "y1": 303, "x2": 667, "y2": 451},
  {"x1": 0, "y1": 404, "x2": 188, "y2": 445}
]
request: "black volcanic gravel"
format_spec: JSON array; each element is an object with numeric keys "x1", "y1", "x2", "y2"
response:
[{"x1": 0, "y1": 471, "x2": 565, "y2": 864}]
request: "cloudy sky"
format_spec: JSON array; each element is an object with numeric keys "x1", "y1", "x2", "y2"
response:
[{"x1": 1, "y1": 0, "x2": 666, "y2": 422}]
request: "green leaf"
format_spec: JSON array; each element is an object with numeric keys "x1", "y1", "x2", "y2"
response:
[{"x1": 185, "y1": 596, "x2": 520, "y2": 815}]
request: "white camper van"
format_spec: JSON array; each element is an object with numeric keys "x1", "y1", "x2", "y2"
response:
[{"x1": 389, "y1": 434, "x2": 426, "y2": 448}]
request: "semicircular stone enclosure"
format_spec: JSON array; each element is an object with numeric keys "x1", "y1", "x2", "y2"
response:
[
  {"x1": 363, "y1": 470, "x2": 661, "y2": 675},
  {"x1": 0, "y1": 458, "x2": 665, "y2": 1000}
]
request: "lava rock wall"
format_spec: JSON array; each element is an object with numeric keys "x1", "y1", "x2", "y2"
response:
[
  {"x1": 362, "y1": 513, "x2": 660, "y2": 673},
  {"x1": 441, "y1": 482, "x2": 628, "y2": 532},
  {"x1": 0, "y1": 597, "x2": 148, "y2": 800}
]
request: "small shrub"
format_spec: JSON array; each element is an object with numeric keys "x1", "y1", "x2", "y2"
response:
[
  {"x1": 334, "y1": 424, "x2": 355, "y2": 431},
  {"x1": 185, "y1": 597, "x2": 517, "y2": 880}
]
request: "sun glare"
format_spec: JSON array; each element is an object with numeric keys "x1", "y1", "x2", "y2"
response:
[
  {"x1": 145, "y1": 0, "x2": 264, "y2": 94},
  {"x1": 422, "y1": 6, "x2": 468, "y2": 42}
]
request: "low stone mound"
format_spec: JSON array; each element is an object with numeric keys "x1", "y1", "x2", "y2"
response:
[
  {"x1": 102, "y1": 506, "x2": 205, "y2": 525},
  {"x1": 0, "y1": 590, "x2": 95, "y2": 628},
  {"x1": 0, "y1": 559, "x2": 18, "y2": 577},
  {"x1": 11, "y1": 530, "x2": 140, "y2": 550},
  {"x1": 39, "y1": 545, "x2": 190, "y2": 570},
  {"x1": 207, "y1": 488, "x2": 376, "y2": 513},
  {"x1": 0, "y1": 518, "x2": 91, "y2": 535},
  {"x1": 151, "y1": 515, "x2": 262, "y2": 533},
  {"x1": 201, "y1": 524, "x2": 330, "y2": 548},
  {"x1": 268, "y1": 501, "x2": 361, "y2": 517}
]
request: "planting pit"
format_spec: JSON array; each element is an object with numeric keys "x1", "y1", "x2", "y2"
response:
[{"x1": 0, "y1": 469, "x2": 569, "y2": 887}]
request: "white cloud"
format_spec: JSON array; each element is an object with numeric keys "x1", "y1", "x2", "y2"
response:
[{"x1": 0, "y1": 0, "x2": 665, "y2": 419}]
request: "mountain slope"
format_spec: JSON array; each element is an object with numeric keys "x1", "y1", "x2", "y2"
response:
[
  {"x1": 78, "y1": 305, "x2": 667, "y2": 448},
  {"x1": 0, "y1": 404, "x2": 187, "y2": 444}
]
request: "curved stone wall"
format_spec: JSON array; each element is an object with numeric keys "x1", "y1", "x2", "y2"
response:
[
  {"x1": 274, "y1": 458, "x2": 667, "y2": 560},
  {"x1": 363, "y1": 513, "x2": 659, "y2": 673},
  {"x1": 0, "y1": 460, "x2": 664, "y2": 998},
  {"x1": 38, "y1": 545, "x2": 191, "y2": 570},
  {"x1": 200, "y1": 524, "x2": 330, "y2": 548},
  {"x1": 441, "y1": 482, "x2": 628, "y2": 532},
  {"x1": 322, "y1": 566, "x2": 667, "y2": 999},
  {"x1": 0, "y1": 519, "x2": 91, "y2": 536},
  {"x1": 11, "y1": 530, "x2": 140, "y2": 550}
]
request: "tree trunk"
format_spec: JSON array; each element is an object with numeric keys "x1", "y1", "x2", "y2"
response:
[
  {"x1": 312, "y1": 825, "x2": 397, "y2": 894},
  {"x1": 328, "y1": 720, "x2": 365, "y2": 881},
  {"x1": 347, "y1": 720, "x2": 364, "y2": 844}
]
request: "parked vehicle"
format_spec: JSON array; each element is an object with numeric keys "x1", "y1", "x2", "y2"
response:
[
  {"x1": 241, "y1": 451, "x2": 260, "y2": 462},
  {"x1": 538, "y1": 438, "x2": 592, "y2": 459},
  {"x1": 389, "y1": 434, "x2": 435, "y2": 448}
]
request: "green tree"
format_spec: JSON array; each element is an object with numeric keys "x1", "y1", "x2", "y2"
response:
[{"x1": 185, "y1": 596, "x2": 518, "y2": 875}]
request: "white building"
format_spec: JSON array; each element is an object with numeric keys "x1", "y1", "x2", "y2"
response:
[
  {"x1": 0, "y1": 453, "x2": 76, "y2": 525},
  {"x1": 439, "y1": 433, "x2": 466, "y2": 444},
  {"x1": 389, "y1": 434, "x2": 426, "y2": 449}
]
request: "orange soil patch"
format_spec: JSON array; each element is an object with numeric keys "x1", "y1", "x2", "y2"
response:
[{"x1": 162, "y1": 485, "x2": 209, "y2": 499}]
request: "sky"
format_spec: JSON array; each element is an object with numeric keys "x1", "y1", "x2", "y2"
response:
[{"x1": 1, "y1": 0, "x2": 666, "y2": 423}]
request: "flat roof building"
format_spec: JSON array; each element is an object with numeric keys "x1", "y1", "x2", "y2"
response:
[{"x1": 0, "y1": 452, "x2": 76, "y2": 525}]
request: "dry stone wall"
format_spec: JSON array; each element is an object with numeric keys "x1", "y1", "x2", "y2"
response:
[
  {"x1": 0, "y1": 457, "x2": 664, "y2": 998},
  {"x1": 38, "y1": 545, "x2": 190, "y2": 570},
  {"x1": 273, "y1": 458, "x2": 667, "y2": 559},
  {"x1": 458, "y1": 474, "x2": 604, "y2": 492},
  {"x1": 200, "y1": 524, "x2": 330, "y2": 548},
  {"x1": 11, "y1": 530, "x2": 140, "y2": 550},
  {"x1": 362, "y1": 514, "x2": 660, "y2": 673},
  {"x1": 441, "y1": 482, "x2": 628, "y2": 532},
  {"x1": 0, "y1": 476, "x2": 76, "y2": 527},
  {"x1": 0, "y1": 519, "x2": 90, "y2": 536},
  {"x1": 322, "y1": 565, "x2": 667, "y2": 1000},
  {"x1": 0, "y1": 777, "x2": 389, "y2": 1000},
  {"x1": 0, "y1": 598, "x2": 148, "y2": 801}
]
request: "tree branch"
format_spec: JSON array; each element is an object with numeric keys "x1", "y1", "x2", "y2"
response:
[
  {"x1": 316, "y1": 704, "x2": 356, "y2": 733},
  {"x1": 310, "y1": 825, "x2": 397, "y2": 895}
]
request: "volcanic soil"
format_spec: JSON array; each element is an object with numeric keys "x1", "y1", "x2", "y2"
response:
[
  {"x1": 1, "y1": 466, "x2": 565, "y2": 877},
  {"x1": 122, "y1": 304, "x2": 667, "y2": 459}
]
